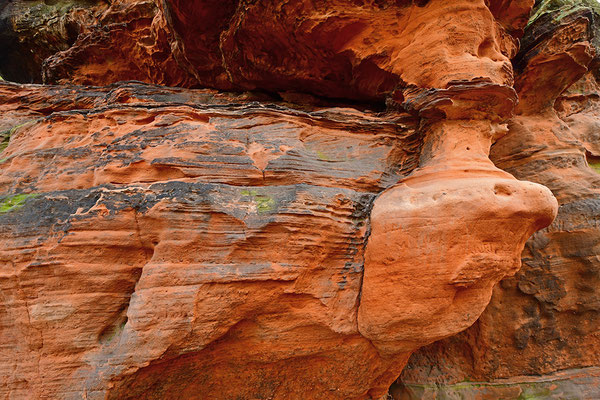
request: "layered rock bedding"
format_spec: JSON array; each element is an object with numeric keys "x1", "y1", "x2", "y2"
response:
[{"x1": 0, "y1": 0, "x2": 597, "y2": 399}]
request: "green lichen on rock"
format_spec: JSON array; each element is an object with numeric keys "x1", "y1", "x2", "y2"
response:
[
  {"x1": 0, "y1": 124, "x2": 17, "y2": 152},
  {"x1": 314, "y1": 148, "x2": 348, "y2": 162},
  {"x1": 395, "y1": 377, "x2": 587, "y2": 400},
  {"x1": 590, "y1": 161, "x2": 600, "y2": 174},
  {"x1": 528, "y1": 0, "x2": 600, "y2": 27},
  {"x1": 0, "y1": 132, "x2": 10, "y2": 153},
  {"x1": 99, "y1": 316, "x2": 128, "y2": 345},
  {"x1": 240, "y1": 189, "x2": 276, "y2": 213},
  {"x1": 0, "y1": 193, "x2": 38, "y2": 213},
  {"x1": 517, "y1": 385, "x2": 553, "y2": 400},
  {"x1": 586, "y1": 153, "x2": 600, "y2": 173},
  {"x1": 316, "y1": 150, "x2": 330, "y2": 161},
  {"x1": 0, "y1": 121, "x2": 35, "y2": 153}
]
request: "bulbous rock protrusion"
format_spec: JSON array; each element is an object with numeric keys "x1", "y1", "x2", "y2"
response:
[{"x1": 357, "y1": 120, "x2": 558, "y2": 355}]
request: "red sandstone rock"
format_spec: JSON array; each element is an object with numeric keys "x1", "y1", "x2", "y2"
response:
[
  {"x1": 1, "y1": 0, "x2": 525, "y2": 101},
  {"x1": 0, "y1": 0, "x2": 577, "y2": 399},
  {"x1": 397, "y1": 1, "x2": 600, "y2": 398},
  {"x1": 42, "y1": 0, "x2": 197, "y2": 87},
  {"x1": 0, "y1": 75, "x2": 552, "y2": 399},
  {"x1": 0, "y1": 75, "x2": 556, "y2": 398},
  {"x1": 0, "y1": 0, "x2": 107, "y2": 83},
  {"x1": 0, "y1": 81, "x2": 416, "y2": 399},
  {"x1": 359, "y1": 120, "x2": 556, "y2": 357},
  {"x1": 0, "y1": 79, "x2": 389, "y2": 398}
]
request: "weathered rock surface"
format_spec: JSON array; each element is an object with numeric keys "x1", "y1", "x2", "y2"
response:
[
  {"x1": 0, "y1": 0, "x2": 202, "y2": 87},
  {"x1": 0, "y1": 0, "x2": 584, "y2": 399},
  {"x1": 359, "y1": 119, "x2": 556, "y2": 356},
  {"x1": 0, "y1": 81, "x2": 418, "y2": 399},
  {"x1": 397, "y1": 1, "x2": 600, "y2": 398},
  {"x1": 0, "y1": 72, "x2": 558, "y2": 398},
  {"x1": 1, "y1": 0, "x2": 529, "y2": 101}
]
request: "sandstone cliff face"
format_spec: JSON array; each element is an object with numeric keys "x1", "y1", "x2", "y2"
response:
[
  {"x1": 0, "y1": 79, "x2": 555, "y2": 399},
  {"x1": 0, "y1": 82, "x2": 418, "y2": 399},
  {"x1": 2, "y1": 0, "x2": 528, "y2": 98},
  {"x1": 0, "y1": 0, "x2": 584, "y2": 399},
  {"x1": 397, "y1": 1, "x2": 600, "y2": 398}
]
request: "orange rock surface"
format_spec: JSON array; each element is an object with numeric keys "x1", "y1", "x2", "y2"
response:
[
  {"x1": 2, "y1": 0, "x2": 528, "y2": 98},
  {"x1": 359, "y1": 120, "x2": 556, "y2": 356},
  {"x1": 1, "y1": 0, "x2": 590, "y2": 399},
  {"x1": 398, "y1": 1, "x2": 600, "y2": 398}
]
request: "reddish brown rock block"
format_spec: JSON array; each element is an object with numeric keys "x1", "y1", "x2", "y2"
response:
[
  {"x1": 397, "y1": 2, "x2": 600, "y2": 398},
  {"x1": 0, "y1": 77, "x2": 556, "y2": 398},
  {"x1": 0, "y1": 0, "x2": 108, "y2": 83},
  {"x1": 0, "y1": 82, "x2": 417, "y2": 399},
  {"x1": 0, "y1": 0, "x2": 568, "y2": 399},
  {"x1": 42, "y1": 0, "x2": 197, "y2": 87},
  {"x1": 1, "y1": 0, "x2": 524, "y2": 101},
  {"x1": 359, "y1": 120, "x2": 556, "y2": 357}
]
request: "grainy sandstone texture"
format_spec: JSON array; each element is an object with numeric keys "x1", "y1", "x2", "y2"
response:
[
  {"x1": 0, "y1": 0, "x2": 594, "y2": 399},
  {"x1": 397, "y1": 1, "x2": 600, "y2": 398}
]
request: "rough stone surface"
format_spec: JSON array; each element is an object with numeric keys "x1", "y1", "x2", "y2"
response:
[
  {"x1": 397, "y1": 1, "x2": 600, "y2": 398},
  {"x1": 357, "y1": 119, "x2": 556, "y2": 357},
  {"x1": 0, "y1": 82, "x2": 421, "y2": 399},
  {"x1": 0, "y1": 0, "x2": 591, "y2": 399},
  {"x1": 0, "y1": 73, "x2": 557, "y2": 398},
  {"x1": 1, "y1": 0, "x2": 528, "y2": 101}
]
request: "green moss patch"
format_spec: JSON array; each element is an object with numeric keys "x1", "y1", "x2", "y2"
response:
[
  {"x1": 398, "y1": 380, "x2": 570, "y2": 400},
  {"x1": 0, "y1": 131, "x2": 10, "y2": 153},
  {"x1": 0, "y1": 193, "x2": 39, "y2": 213},
  {"x1": 590, "y1": 162, "x2": 600, "y2": 174},
  {"x1": 517, "y1": 386, "x2": 553, "y2": 400},
  {"x1": 240, "y1": 189, "x2": 276, "y2": 213},
  {"x1": 586, "y1": 152, "x2": 600, "y2": 174},
  {"x1": 99, "y1": 316, "x2": 128, "y2": 345},
  {"x1": 0, "y1": 121, "x2": 35, "y2": 154},
  {"x1": 316, "y1": 150, "x2": 330, "y2": 161}
]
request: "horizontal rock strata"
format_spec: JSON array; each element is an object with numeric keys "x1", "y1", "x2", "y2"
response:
[
  {"x1": 0, "y1": 0, "x2": 581, "y2": 399},
  {"x1": 0, "y1": 81, "x2": 421, "y2": 399}
]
